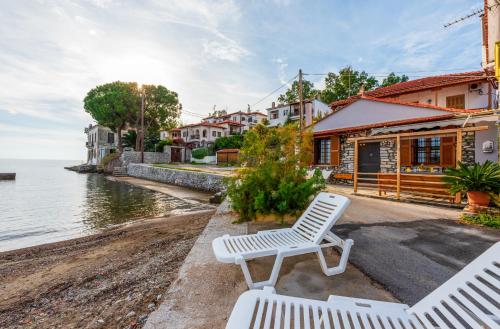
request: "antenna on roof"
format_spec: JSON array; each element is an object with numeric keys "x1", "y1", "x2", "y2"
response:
[{"x1": 443, "y1": 7, "x2": 484, "y2": 28}]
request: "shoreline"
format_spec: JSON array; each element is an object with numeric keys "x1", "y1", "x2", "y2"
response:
[{"x1": 0, "y1": 210, "x2": 216, "y2": 328}]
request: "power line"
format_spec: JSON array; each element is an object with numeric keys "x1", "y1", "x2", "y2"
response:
[{"x1": 251, "y1": 74, "x2": 298, "y2": 107}]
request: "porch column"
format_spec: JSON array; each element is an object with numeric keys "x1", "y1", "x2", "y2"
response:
[
  {"x1": 454, "y1": 129, "x2": 463, "y2": 204},
  {"x1": 353, "y1": 140, "x2": 358, "y2": 193},
  {"x1": 396, "y1": 135, "x2": 401, "y2": 200}
]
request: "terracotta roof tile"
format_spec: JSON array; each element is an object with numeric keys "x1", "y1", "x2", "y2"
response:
[
  {"x1": 314, "y1": 114, "x2": 456, "y2": 137},
  {"x1": 359, "y1": 96, "x2": 481, "y2": 113},
  {"x1": 330, "y1": 71, "x2": 488, "y2": 108}
]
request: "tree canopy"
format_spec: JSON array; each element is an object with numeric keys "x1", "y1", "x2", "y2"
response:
[
  {"x1": 277, "y1": 80, "x2": 318, "y2": 104},
  {"x1": 84, "y1": 82, "x2": 181, "y2": 152},
  {"x1": 84, "y1": 81, "x2": 139, "y2": 151},
  {"x1": 319, "y1": 66, "x2": 378, "y2": 105},
  {"x1": 380, "y1": 72, "x2": 409, "y2": 87}
]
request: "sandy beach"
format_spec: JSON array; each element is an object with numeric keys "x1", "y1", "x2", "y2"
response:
[{"x1": 0, "y1": 209, "x2": 215, "y2": 329}]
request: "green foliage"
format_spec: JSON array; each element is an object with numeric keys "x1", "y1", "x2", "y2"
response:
[
  {"x1": 320, "y1": 66, "x2": 378, "y2": 104},
  {"x1": 122, "y1": 130, "x2": 137, "y2": 148},
  {"x1": 101, "y1": 152, "x2": 120, "y2": 168},
  {"x1": 461, "y1": 213, "x2": 500, "y2": 229},
  {"x1": 381, "y1": 72, "x2": 409, "y2": 87},
  {"x1": 140, "y1": 84, "x2": 181, "y2": 132},
  {"x1": 443, "y1": 161, "x2": 500, "y2": 195},
  {"x1": 84, "y1": 81, "x2": 140, "y2": 151},
  {"x1": 214, "y1": 134, "x2": 244, "y2": 151},
  {"x1": 278, "y1": 80, "x2": 319, "y2": 104},
  {"x1": 156, "y1": 139, "x2": 172, "y2": 152},
  {"x1": 227, "y1": 124, "x2": 325, "y2": 222},
  {"x1": 192, "y1": 148, "x2": 209, "y2": 159}
]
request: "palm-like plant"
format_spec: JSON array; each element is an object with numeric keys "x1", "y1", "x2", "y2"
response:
[{"x1": 443, "y1": 161, "x2": 500, "y2": 195}]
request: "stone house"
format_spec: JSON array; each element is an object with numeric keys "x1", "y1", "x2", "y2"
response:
[
  {"x1": 312, "y1": 92, "x2": 497, "y2": 202},
  {"x1": 84, "y1": 124, "x2": 120, "y2": 165}
]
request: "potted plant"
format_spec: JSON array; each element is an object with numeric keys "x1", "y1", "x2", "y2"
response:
[{"x1": 443, "y1": 161, "x2": 500, "y2": 208}]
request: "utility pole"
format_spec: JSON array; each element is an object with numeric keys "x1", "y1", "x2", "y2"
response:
[
  {"x1": 140, "y1": 89, "x2": 145, "y2": 163},
  {"x1": 298, "y1": 69, "x2": 304, "y2": 135}
]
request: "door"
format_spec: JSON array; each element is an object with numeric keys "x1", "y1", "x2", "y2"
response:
[
  {"x1": 171, "y1": 148, "x2": 182, "y2": 162},
  {"x1": 358, "y1": 142, "x2": 380, "y2": 173}
]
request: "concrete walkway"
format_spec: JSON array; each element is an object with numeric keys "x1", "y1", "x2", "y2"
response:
[
  {"x1": 327, "y1": 186, "x2": 500, "y2": 305},
  {"x1": 145, "y1": 200, "x2": 396, "y2": 329}
]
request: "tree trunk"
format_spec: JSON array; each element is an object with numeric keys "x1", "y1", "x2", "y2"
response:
[
  {"x1": 135, "y1": 126, "x2": 141, "y2": 151},
  {"x1": 117, "y1": 124, "x2": 124, "y2": 153}
]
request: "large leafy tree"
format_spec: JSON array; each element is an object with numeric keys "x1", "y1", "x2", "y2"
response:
[
  {"x1": 381, "y1": 72, "x2": 409, "y2": 87},
  {"x1": 277, "y1": 80, "x2": 319, "y2": 104},
  {"x1": 134, "y1": 85, "x2": 181, "y2": 151},
  {"x1": 319, "y1": 66, "x2": 378, "y2": 105},
  {"x1": 84, "y1": 81, "x2": 139, "y2": 152}
]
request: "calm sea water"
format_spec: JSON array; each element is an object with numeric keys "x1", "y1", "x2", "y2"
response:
[{"x1": 0, "y1": 159, "x2": 209, "y2": 252}]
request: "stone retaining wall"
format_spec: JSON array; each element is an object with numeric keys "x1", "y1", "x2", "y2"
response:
[
  {"x1": 127, "y1": 164, "x2": 225, "y2": 192},
  {"x1": 121, "y1": 151, "x2": 171, "y2": 166}
]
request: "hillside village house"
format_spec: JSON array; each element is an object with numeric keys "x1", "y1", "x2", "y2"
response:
[
  {"x1": 85, "y1": 124, "x2": 120, "y2": 165},
  {"x1": 312, "y1": 72, "x2": 498, "y2": 203},
  {"x1": 202, "y1": 110, "x2": 267, "y2": 131},
  {"x1": 266, "y1": 99, "x2": 331, "y2": 127}
]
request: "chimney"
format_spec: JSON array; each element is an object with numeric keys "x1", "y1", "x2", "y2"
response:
[{"x1": 272, "y1": 102, "x2": 275, "y2": 109}]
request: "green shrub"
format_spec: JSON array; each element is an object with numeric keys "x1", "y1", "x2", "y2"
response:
[
  {"x1": 101, "y1": 152, "x2": 120, "y2": 168},
  {"x1": 214, "y1": 134, "x2": 244, "y2": 151},
  {"x1": 227, "y1": 124, "x2": 324, "y2": 222},
  {"x1": 461, "y1": 213, "x2": 500, "y2": 229},
  {"x1": 443, "y1": 161, "x2": 500, "y2": 195},
  {"x1": 156, "y1": 139, "x2": 172, "y2": 152},
  {"x1": 192, "y1": 148, "x2": 209, "y2": 159}
]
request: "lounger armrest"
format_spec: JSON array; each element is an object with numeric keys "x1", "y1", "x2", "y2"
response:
[{"x1": 327, "y1": 295, "x2": 410, "y2": 313}]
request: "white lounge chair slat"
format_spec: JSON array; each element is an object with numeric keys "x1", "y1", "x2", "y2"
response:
[{"x1": 226, "y1": 243, "x2": 500, "y2": 329}]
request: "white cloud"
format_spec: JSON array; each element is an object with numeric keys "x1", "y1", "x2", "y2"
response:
[{"x1": 203, "y1": 39, "x2": 250, "y2": 62}]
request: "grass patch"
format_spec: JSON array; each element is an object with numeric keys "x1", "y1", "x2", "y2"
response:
[{"x1": 461, "y1": 213, "x2": 500, "y2": 229}]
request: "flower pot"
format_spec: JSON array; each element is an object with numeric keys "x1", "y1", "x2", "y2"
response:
[{"x1": 466, "y1": 191, "x2": 490, "y2": 208}]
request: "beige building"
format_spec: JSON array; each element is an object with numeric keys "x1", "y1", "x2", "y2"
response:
[
  {"x1": 202, "y1": 110, "x2": 266, "y2": 131},
  {"x1": 84, "y1": 124, "x2": 119, "y2": 165},
  {"x1": 482, "y1": 0, "x2": 500, "y2": 71}
]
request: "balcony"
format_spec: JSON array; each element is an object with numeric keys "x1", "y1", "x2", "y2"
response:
[{"x1": 190, "y1": 135, "x2": 200, "y2": 140}]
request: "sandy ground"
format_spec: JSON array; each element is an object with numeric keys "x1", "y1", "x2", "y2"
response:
[{"x1": 0, "y1": 210, "x2": 215, "y2": 329}]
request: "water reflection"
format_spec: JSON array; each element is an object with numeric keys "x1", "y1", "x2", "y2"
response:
[{"x1": 81, "y1": 174, "x2": 210, "y2": 230}]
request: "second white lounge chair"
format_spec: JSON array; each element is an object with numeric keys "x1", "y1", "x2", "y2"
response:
[
  {"x1": 226, "y1": 241, "x2": 500, "y2": 328},
  {"x1": 212, "y1": 192, "x2": 353, "y2": 289}
]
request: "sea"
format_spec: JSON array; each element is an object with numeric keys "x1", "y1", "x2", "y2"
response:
[{"x1": 0, "y1": 159, "x2": 209, "y2": 252}]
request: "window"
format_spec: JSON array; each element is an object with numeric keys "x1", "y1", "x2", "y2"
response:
[
  {"x1": 413, "y1": 137, "x2": 441, "y2": 165},
  {"x1": 212, "y1": 131, "x2": 216, "y2": 137},
  {"x1": 203, "y1": 129, "x2": 207, "y2": 137},
  {"x1": 446, "y1": 94, "x2": 465, "y2": 109},
  {"x1": 232, "y1": 116, "x2": 237, "y2": 121},
  {"x1": 241, "y1": 117, "x2": 246, "y2": 121},
  {"x1": 217, "y1": 132, "x2": 221, "y2": 137},
  {"x1": 183, "y1": 131, "x2": 187, "y2": 137},
  {"x1": 318, "y1": 139, "x2": 331, "y2": 164},
  {"x1": 271, "y1": 111, "x2": 278, "y2": 119},
  {"x1": 248, "y1": 117, "x2": 253, "y2": 123},
  {"x1": 107, "y1": 133, "x2": 114, "y2": 144}
]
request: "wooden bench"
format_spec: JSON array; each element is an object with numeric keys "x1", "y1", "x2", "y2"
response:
[{"x1": 333, "y1": 173, "x2": 353, "y2": 180}]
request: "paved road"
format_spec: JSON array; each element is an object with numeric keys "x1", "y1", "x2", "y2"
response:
[{"x1": 331, "y1": 193, "x2": 500, "y2": 305}]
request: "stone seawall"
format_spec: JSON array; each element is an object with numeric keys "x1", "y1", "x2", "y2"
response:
[{"x1": 127, "y1": 164, "x2": 226, "y2": 193}]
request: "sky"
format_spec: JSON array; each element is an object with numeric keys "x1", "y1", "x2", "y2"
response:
[{"x1": 0, "y1": 0, "x2": 485, "y2": 160}]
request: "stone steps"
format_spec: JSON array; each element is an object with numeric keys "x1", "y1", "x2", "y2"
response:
[{"x1": 112, "y1": 167, "x2": 128, "y2": 177}]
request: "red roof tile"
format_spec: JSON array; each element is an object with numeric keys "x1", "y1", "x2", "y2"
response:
[
  {"x1": 314, "y1": 114, "x2": 456, "y2": 137},
  {"x1": 359, "y1": 96, "x2": 481, "y2": 113},
  {"x1": 330, "y1": 71, "x2": 488, "y2": 108}
]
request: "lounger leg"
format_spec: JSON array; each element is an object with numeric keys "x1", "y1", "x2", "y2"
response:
[
  {"x1": 236, "y1": 254, "x2": 285, "y2": 289},
  {"x1": 316, "y1": 239, "x2": 353, "y2": 276}
]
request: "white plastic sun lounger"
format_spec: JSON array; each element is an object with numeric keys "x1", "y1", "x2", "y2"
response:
[
  {"x1": 226, "y1": 242, "x2": 500, "y2": 329},
  {"x1": 212, "y1": 192, "x2": 353, "y2": 289}
]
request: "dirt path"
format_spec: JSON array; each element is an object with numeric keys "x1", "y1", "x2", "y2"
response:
[{"x1": 0, "y1": 210, "x2": 215, "y2": 329}]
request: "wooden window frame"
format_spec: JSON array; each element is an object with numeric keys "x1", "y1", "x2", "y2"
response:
[{"x1": 446, "y1": 94, "x2": 465, "y2": 109}]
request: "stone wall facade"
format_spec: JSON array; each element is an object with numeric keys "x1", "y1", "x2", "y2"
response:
[
  {"x1": 380, "y1": 139, "x2": 397, "y2": 173},
  {"x1": 461, "y1": 132, "x2": 475, "y2": 165},
  {"x1": 127, "y1": 164, "x2": 225, "y2": 192},
  {"x1": 121, "y1": 151, "x2": 171, "y2": 166}
]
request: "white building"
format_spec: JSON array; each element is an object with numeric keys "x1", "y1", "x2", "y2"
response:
[
  {"x1": 202, "y1": 110, "x2": 267, "y2": 131},
  {"x1": 266, "y1": 99, "x2": 332, "y2": 127},
  {"x1": 85, "y1": 124, "x2": 119, "y2": 165},
  {"x1": 179, "y1": 122, "x2": 227, "y2": 148}
]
